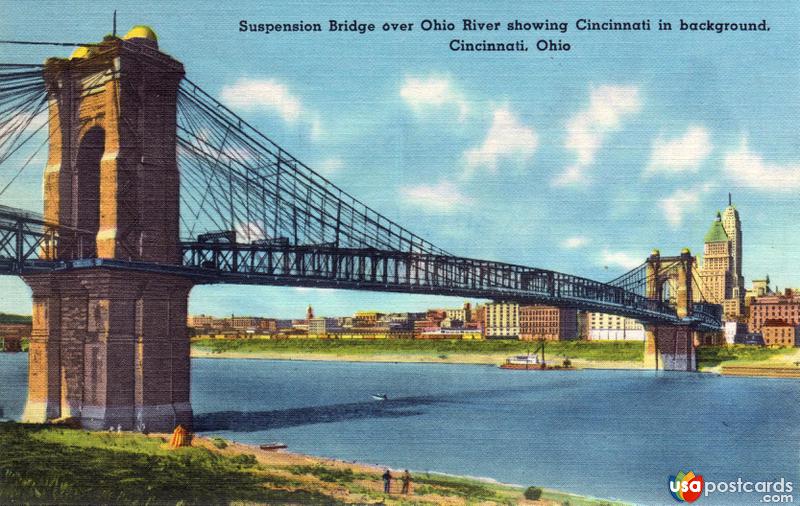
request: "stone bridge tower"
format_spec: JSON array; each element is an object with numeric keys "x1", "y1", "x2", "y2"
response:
[
  {"x1": 22, "y1": 27, "x2": 193, "y2": 431},
  {"x1": 643, "y1": 249, "x2": 697, "y2": 371}
]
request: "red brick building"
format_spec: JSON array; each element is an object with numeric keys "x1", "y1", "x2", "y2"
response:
[
  {"x1": 749, "y1": 293, "x2": 800, "y2": 333},
  {"x1": 519, "y1": 305, "x2": 578, "y2": 341},
  {"x1": 761, "y1": 320, "x2": 796, "y2": 347},
  {"x1": 413, "y1": 318, "x2": 441, "y2": 338}
]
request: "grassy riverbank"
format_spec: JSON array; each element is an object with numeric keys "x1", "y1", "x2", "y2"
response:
[
  {"x1": 190, "y1": 338, "x2": 800, "y2": 372},
  {"x1": 191, "y1": 338, "x2": 645, "y2": 369},
  {"x1": 697, "y1": 345, "x2": 800, "y2": 373},
  {"x1": 0, "y1": 422, "x2": 623, "y2": 505}
]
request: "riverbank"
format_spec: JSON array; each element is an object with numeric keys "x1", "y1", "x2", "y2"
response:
[
  {"x1": 721, "y1": 365, "x2": 800, "y2": 378},
  {"x1": 696, "y1": 345, "x2": 800, "y2": 375},
  {"x1": 191, "y1": 338, "x2": 645, "y2": 369},
  {"x1": 189, "y1": 339, "x2": 800, "y2": 373},
  {"x1": 0, "y1": 422, "x2": 624, "y2": 505}
]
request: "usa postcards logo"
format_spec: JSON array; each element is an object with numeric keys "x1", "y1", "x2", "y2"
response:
[{"x1": 669, "y1": 470, "x2": 704, "y2": 503}]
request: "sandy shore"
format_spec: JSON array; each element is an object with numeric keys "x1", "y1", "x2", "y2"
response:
[
  {"x1": 190, "y1": 348, "x2": 646, "y2": 370},
  {"x1": 186, "y1": 433, "x2": 623, "y2": 505}
]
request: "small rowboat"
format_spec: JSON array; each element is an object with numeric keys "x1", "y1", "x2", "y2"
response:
[{"x1": 260, "y1": 442, "x2": 288, "y2": 451}]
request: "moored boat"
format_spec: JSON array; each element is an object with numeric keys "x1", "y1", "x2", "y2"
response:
[
  {"x1": 500, "y1": 354, "x2": 544, "y2": 370},
  {"x1": 499, "y1": 352, "x2": 575, "y2": 370},
  {"x1": 260, "y1": 442, "x2": 288, "y2": 451}
]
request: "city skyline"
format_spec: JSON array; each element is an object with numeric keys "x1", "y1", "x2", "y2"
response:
[{"x1": 0, "y1": 0, "x2": 798, "y2": 318}]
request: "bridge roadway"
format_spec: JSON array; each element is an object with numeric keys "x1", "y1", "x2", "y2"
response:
[{"x1": 0, "y1": 205, "x2": 722, "y2": 331}]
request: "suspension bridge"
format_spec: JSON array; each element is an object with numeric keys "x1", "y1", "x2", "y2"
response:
[{"x1": 0, "y1": 27, "x2": 721, "y2": 431}]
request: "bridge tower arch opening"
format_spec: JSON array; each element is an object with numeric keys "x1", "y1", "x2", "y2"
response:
[
  {"x1": 22, "y1": 27, "x2": 194, "y2": 432},
  {"x1": 75, "y1": 126, "x2": 103, "y2": 257}
]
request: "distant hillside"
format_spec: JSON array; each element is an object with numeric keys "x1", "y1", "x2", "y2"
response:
[{"x1": 0, "y1": 313, "x2": 32, "y2": 324}]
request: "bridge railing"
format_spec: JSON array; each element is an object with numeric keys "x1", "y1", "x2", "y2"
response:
[
  {"x1": 0, "y1": 205, "x2": 717, "y2": 327},
  {"x1": 180, "y1": 241, "x2": 681, "y2": 323},
  {"x1": 0, "y1": 206, "x2": 98, "y2": 272},
  {"x1": 689, "y1": 302, "x2": 724, "y2": 329}
]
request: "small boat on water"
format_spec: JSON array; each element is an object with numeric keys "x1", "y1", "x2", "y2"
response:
[
  {"x1": 260, "y1": 442, "x2": 288, "y2": 451},
  {"x1": 371, "y1": 393, "x2": 389, "y2": 401},
  {"x1": 500, "y1": 355, "x2": 575, "y2": 371},
  {"x1": 500, "y1": 354, "x2": 544, "y2": 370},
  {"x1": 500, "y1": 340, "x2": 574, "y2": 370}
]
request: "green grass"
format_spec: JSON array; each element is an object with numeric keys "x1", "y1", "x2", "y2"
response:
[
  {"x1": 412, "y1": 473, "x2": 626, "y2": 505},
  {"x1": 413, "y1": 472, "x2": 508, "y2": 501},
  {"x1": 0, "y1": 422, "x2": 339, "y2": 505},
  {"x1": 0, "y1": 313, "x2": 31, "y2": 324},
  {"x1": 288, "y1": 464, "x2": 363, "y2": 484},
  {"x1": 192, "y1": 338, "x2": 644, "y2": 362},
  {"x1": 0, "y1": 423, "x2": 626, "y2": 505},
  {"x1": 696, "y1": 345, "x2": 795, "y2": 368}
]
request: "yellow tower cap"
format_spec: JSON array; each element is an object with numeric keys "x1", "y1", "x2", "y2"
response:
[
  {"x1": 123, "y1": 25, "x2": 158, "y2": 42},
  {"x1": 69, "y1": 46, "x2": 94, "y2": 59}
]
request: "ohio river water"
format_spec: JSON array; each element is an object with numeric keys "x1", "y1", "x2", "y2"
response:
[{"x1": 1, "y1": 354, "x2": 798, "y2": 505}]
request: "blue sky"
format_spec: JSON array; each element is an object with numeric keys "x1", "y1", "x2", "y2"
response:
[{"x1": 1, "y1": 0, "x2": 798, "y2": 318}]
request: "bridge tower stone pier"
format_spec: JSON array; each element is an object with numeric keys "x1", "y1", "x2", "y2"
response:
[
  {"x1": 22, "y1": 27, "x2": 194, "y2": 431},
  {"x1": 643, "y1": 249, "x2": 698, "y2": 371}
]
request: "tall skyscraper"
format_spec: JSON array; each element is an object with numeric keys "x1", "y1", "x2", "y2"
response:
[
  {"x1": 699, "y1": 196, "x2": 744, "y2": 318},
  {"x1": 700, "y1": 212, "x2": 733, "y2": 302},
  {"x1": 720, "y1": 194, "x2": 745, "y2": 307}
]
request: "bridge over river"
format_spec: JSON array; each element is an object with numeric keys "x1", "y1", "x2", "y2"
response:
[{"x1": 0, "y1": 26, "x2": 721, "y2": 431}]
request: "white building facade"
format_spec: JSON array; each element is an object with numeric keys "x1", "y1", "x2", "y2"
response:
[{"x1": 587, "y1": 312, "x2": 645, "y2": 341}]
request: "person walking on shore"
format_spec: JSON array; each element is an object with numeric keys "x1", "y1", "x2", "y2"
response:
[
  {"x1": 401, "y1": 469, "x2": 412, "y2": 495},
  {"x1": 382, "y1": 469, "x2": 392, "y2": 494}
]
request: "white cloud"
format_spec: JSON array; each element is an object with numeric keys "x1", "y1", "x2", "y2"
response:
[
  {"x1": 659, "y1": 189, "x2": 701, "y2": 229},
  {"x1": 646, "y1": 126, "x2": 712, "y2": 175},
  {"x1": 556, "y1": 85, "x2": 641, "y2": 186},
  {"x1": 599, "y1": 249, "x2": 643, "y2": 270},
  {"x1": 293, "y1": 287, "x2": 334, "y2": 294},
  {"x1": 220, "y1": 78, "x2": 323, "y2": 139},
  {"x1": 234, "y1": 220, "x2": 265, "y2": 243},
  {"x1": 399, "y1": 180, "x2": 472, "y2": 213},
  {"x1": 724, "y1": 137, "x2": 800, "y2": 191},
  {"x1": 399, "y1": 76, "x2": 469, "y2": 119},
  {"x1": 464, "y1": 106, "x2": 538, "y2": 174},
  {"x1": 316, "y1": 158, "x2": 344, "y2": 176},
  {"x1": 561, "y1": 236, "x2": 589, "y2": 249},
  {"x1": 308, "y1": 118, "x2": 323, "y2": 140},
  {"x1": 554, "y1": 166, "x2": 585, "y2": 186},
  {"x1": 0, "y1": 110, "x2": 48, "y2": 140}
]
